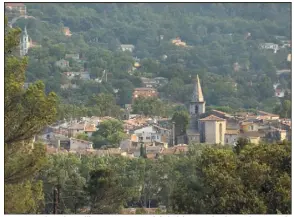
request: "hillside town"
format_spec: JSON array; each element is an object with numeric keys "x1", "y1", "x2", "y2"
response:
[
  {"x1": 38, "y1": 75, "x2": 291, "y2": 159},
  {"x1": 5, "y1": 3, "x2": 291, "y2": 215}
]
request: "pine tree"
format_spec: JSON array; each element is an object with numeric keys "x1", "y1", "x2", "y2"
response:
[{"x1": 4, "y1": 16, "x2": 58, "y2": 213}]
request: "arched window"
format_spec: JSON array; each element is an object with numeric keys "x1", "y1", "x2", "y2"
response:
[{"x1": 195, "y1": 105, "x2": 198, "y2": 114}]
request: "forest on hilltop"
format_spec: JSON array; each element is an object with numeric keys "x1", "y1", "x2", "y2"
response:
[{"x1": 12, "y1": 3, "x2": 291, "y2": 118}]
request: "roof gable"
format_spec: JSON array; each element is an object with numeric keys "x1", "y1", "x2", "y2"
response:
[{"x1": 199, "y1": 115, "x2": 226, "y2": 121}]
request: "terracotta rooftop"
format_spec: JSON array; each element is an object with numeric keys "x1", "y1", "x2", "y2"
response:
[
  {"x1": 84, "y1": 123, "x2": 96, "y2": 132},
  {"x1": 257, "y1": 110, "x2": 279, "y2": 117},
  {"x1": 225, "y1": 129, "x2": 239, "y2": 135},
  {"x1": 212, "y1": 109, "x2": 229, "y2": 116},
  {"x1": 5, "y1": 3, "x2": 25, "y2": 7},
  {"x1": 199, "y1": 115, "x2": 226, "y2": 121}
]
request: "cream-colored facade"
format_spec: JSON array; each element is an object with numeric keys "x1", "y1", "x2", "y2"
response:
[{"x1": 200, "y1": 116, "x2": 226, "y2": 145}]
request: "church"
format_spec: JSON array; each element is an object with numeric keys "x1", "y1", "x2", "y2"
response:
[
  {"x1": 19, "y1": 26, "x2": 40, "y2": 56},
  {"x1": 185, "y1": 75, "x2": 226, "y2": 145}
]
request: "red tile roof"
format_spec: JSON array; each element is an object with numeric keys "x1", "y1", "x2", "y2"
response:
[
  {"x1": 212, "y1": 109, "x2": 228, "y2": 115},
  {"x1": 257, "y1": 110, "x2": 279, "y2": 117},
  {"x1": 199, "y1": 115, "x2": 226, "y2": 121},
  {"x1": 5, "y1": 3, "x2": 25, "y2": 7},
  {"x1": 225, "y1": 129, "x2": 239, "y2": 135},
  {"x1": 84, "y1": 123, "x2": 96, "y2": 132}
]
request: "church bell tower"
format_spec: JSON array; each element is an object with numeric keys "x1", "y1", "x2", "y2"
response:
[{"x1": 189, "y1": 75, "x2": 205, "y2": 117}]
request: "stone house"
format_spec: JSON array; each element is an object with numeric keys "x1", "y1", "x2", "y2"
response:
[
  {"x1": 239, "y1": 131, "x2": 265, "y2": 145},
  {"x1": 132, "y1": 88, "x2": 158, "y2": 100},
  {"x1": 69, "y1": 138, "x2": 93, "y2": 151},
  {"x1": 225, "y1": 129, "x2": 239, "y2": 145},
  {"x1": 132, "y1": 125, "x2": 171, "y2": 144},
  {"x1": 240, "y1": 121, "x2": 259, "y2": 133}
]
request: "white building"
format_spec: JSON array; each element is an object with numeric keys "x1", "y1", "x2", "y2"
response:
[
  {"x1": 259, "y1": 43, "x2": 279, "y2": 53},
  {"x1": 121, "y1": 44, "x2": 135, "y2": 52},
  {"x1": 133, "y1": 125, "x2": 171, "y2": 144}
]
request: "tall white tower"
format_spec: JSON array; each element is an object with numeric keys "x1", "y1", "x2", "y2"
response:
[{"x1": 20, "y1": 26, "x2": 29, "y2": 56}]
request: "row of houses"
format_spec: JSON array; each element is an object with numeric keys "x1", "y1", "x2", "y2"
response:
[
  {"x1": 41, "y1": 109, "x2": 290, "y2": 159},
  {"x1": 209, "y1": 109, "x2": 291, "y2": 145},
  {"x1": 45, "y1": 141, "x2": 188, "y2": 160}
]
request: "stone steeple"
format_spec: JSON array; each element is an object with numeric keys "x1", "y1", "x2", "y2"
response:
[
  {"x1": 186, "y1": 75, "x2": 206, "y2": 144},
  {"x1": 189, "y1": 75, "x2": 205, "y2": 117},
  {"x1": 191, "y1": 75, "x2": 204, "y2": 103}
]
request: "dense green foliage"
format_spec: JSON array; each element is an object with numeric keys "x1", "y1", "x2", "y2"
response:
[
  {"x1": 172, "y1": 110, "x2": 190, "y2": 136},
  {"x1": 36, "y1": 140, "x2": 291, "y2": 214},
  {"x1": 132, "y1": 97, "x2": 174, "y2": 117},
  {"x1": 171, "y1": 141, "x2": 291, "y2": 214},
  {"x1": 13, "y1": 3, "x2": 290, "y2": 117},
  {"x1": 91, "y1": 119, "x2": 126, "y2": 148},
  {"x1": 5, "y1": 17, "x2": 58, "y2": 213}
]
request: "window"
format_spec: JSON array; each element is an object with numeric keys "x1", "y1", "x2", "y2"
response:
[
  {"x1": 195, "y1": 105, "x2": 198, "y2": 114},
  {"x1": 226, "y1": 138, "x2": 229, "y2": 143},
  {"x1": 152, "y1": 136, "x2": 156, "y2": 140},
  {"x1": 146, "y1": 137, "x2": 151, "y2": 140}
]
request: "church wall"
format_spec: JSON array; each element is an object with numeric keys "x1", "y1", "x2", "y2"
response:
[
  {"x1": 203, "y1": 121, "x2": 216, "y2": 144},
  {"x1": 217, "y1": 121, "x2": 226, "y2": 144},
  {"x1": 203, "y1": 120, "x2": 226, "y2": 145}
]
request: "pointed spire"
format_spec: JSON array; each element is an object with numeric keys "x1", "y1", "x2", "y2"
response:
[{"x1": 191, "y1": 75, "x2": 204, "y2": 102}]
